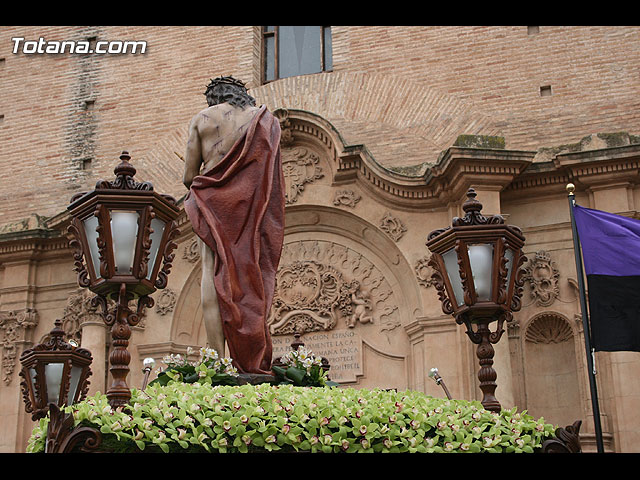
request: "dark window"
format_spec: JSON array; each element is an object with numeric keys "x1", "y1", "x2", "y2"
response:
[{"x1": 263, "y1": 26, "x2": 332, "y2": 83}]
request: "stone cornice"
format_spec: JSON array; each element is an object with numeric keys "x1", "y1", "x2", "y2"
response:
[
  {"x1": 504, "y1": 142, "x2": 640, "y2": 197},
  {"x1": 0, "y1": 227, "x2": 70, "y2": 262},
  {"x1": 280, "y1": 108, "x2": 535, "y2": 209}
]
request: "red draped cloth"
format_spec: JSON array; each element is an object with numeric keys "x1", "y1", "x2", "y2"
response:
[{"x1": 184, "y1": 105, "x2": 285, "y2": 375}]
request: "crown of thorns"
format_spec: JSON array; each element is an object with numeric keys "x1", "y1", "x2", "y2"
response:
[{"x1": 204, "y1": 76, "x2": 248, "y2": 95}]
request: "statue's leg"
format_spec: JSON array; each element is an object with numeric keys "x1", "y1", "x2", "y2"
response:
[{"x1": 199, "y1": 238, "x2": 225, "y2": 356}]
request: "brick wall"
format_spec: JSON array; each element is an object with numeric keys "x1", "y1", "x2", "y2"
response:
[
  {"x1": 333, "y1": 26, "x2": 640, "y2": 149},
  {"x1": 1, "y1": 26, "x2": 639, "y2": 226}
]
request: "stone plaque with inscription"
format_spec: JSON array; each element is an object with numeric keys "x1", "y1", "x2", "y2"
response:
[{"x1": 272, "y1": 329, "x2": 363, "y2": 383}]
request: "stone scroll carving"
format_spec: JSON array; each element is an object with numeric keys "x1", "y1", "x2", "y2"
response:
[
  {"x1": 414, "y1": 256, "x2": 435, "y2": 288},
  {"x1": 60, "y1": 289, "x2": 103, "y2": 345},
  {"x1": 522, "y1": 250, "x2": 560, "y2": 307},
  {"x1": 0, "y1": 308, "x2": 38, "y2": 385},
  {"x1": 268, "y1": 240, "x2": 400, "y2": 336},
  {"x1": 282, "y1": 147, "x2": 324, "y2": 204},
  {"x1": 380, "y1": 212, "x2": 407, "y2": 242},
  {"x1": 182, "y1": 237, "x2": 201, "y2": 264}
]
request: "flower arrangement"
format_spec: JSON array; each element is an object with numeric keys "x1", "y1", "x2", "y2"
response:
[
  {"x1": 272, "y1": 345, "x2": 338, "y2": 387},
  {"x1": 26, "y1": 382, "x2": 557, "y2": 453},
  {"x1": 150, "y1": 347, "x2": 239, "y2": 387}
]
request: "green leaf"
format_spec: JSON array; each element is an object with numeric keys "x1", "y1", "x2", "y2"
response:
[{"x1": 285, "y1": 366, "x2": 307, "y2": 384}]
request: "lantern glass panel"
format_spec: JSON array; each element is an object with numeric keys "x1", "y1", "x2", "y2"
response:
[
  {"x1": 110, "y1": 210, "x2": 140, "y2": 274},
  {"x1": 28, "y1": 367, "x2": 37, "y2": 398},
  {"x1": 504, "y1": 247, "x2": 514, "y2": 293},
  {"x1": 67, "y1": 365, "x2": 83, "y2": 405},
  {"x1": 146, "y1": 217, "x2": 166, "y2": 280},
  {"x1": 443, "y1": 248, "x2": 465, "y2": 307},
  {"x1": 468, "y1": 244, "x2": 494, "y2": 301},
  {"x1": 44, "y1": 362, "x2": 64, "y2": 405},
  {"x1": 83, "y1": 215, "x2": 102, "y2": 279}
]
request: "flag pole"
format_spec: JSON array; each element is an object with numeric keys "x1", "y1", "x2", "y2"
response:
[{"x1": 566, "y1": 183, "x2": 605, "y2": 453}]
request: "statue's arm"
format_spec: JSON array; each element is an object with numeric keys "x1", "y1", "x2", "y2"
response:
[{"x1": 183, "y1": 116, "x2": 203, "y2": 189}]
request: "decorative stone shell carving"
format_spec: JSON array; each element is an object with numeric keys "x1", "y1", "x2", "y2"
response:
[{"x1": 525, "y1": 314, "x2": 573, "y2": 344}]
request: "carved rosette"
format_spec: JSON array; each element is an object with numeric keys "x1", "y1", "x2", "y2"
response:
[
  {"x1": 155, "y1": 288, "x2": 177, "y2": 316},
  {"x1": 415, "y1": 256, "x2": 435, "y2": 288},
  {"x1": 0, "y1": 308, "x2": 38, "y2": 385},
  {"x1": 333, "y1": 190, "x2": 361, "y2": 208},
  {"x1": 523, "y1": 250, "x2": 560, "y2": 307},
  {"x1": 268, "y1": 240, "x2": 399, "y2": 335}
]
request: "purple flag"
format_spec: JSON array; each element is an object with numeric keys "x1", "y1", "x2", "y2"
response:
[{"x1": 573, "y1": 204, "x2": 640, "y2": 352}]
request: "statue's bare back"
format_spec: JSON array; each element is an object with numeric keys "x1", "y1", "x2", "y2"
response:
[{"x1": 183, "y1": 102, "x2": 259, "y2": 186}]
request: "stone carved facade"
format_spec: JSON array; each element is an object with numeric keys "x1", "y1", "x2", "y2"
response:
[
  {"x1": 0, "y1": 308, "x2": 38, "y2": 385},
  {"x1": 59, "y1": 289, "x2": 103, "y2": 345},
  {"x1": 523, "y1": 250, "x2": 560, "y2": 307},
  {"x1": 2, "y1": 27, "x2": 640, "y2": 452},
  {"x1": 268, "y1": 240, "x2": 400, "y2": 336}
]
